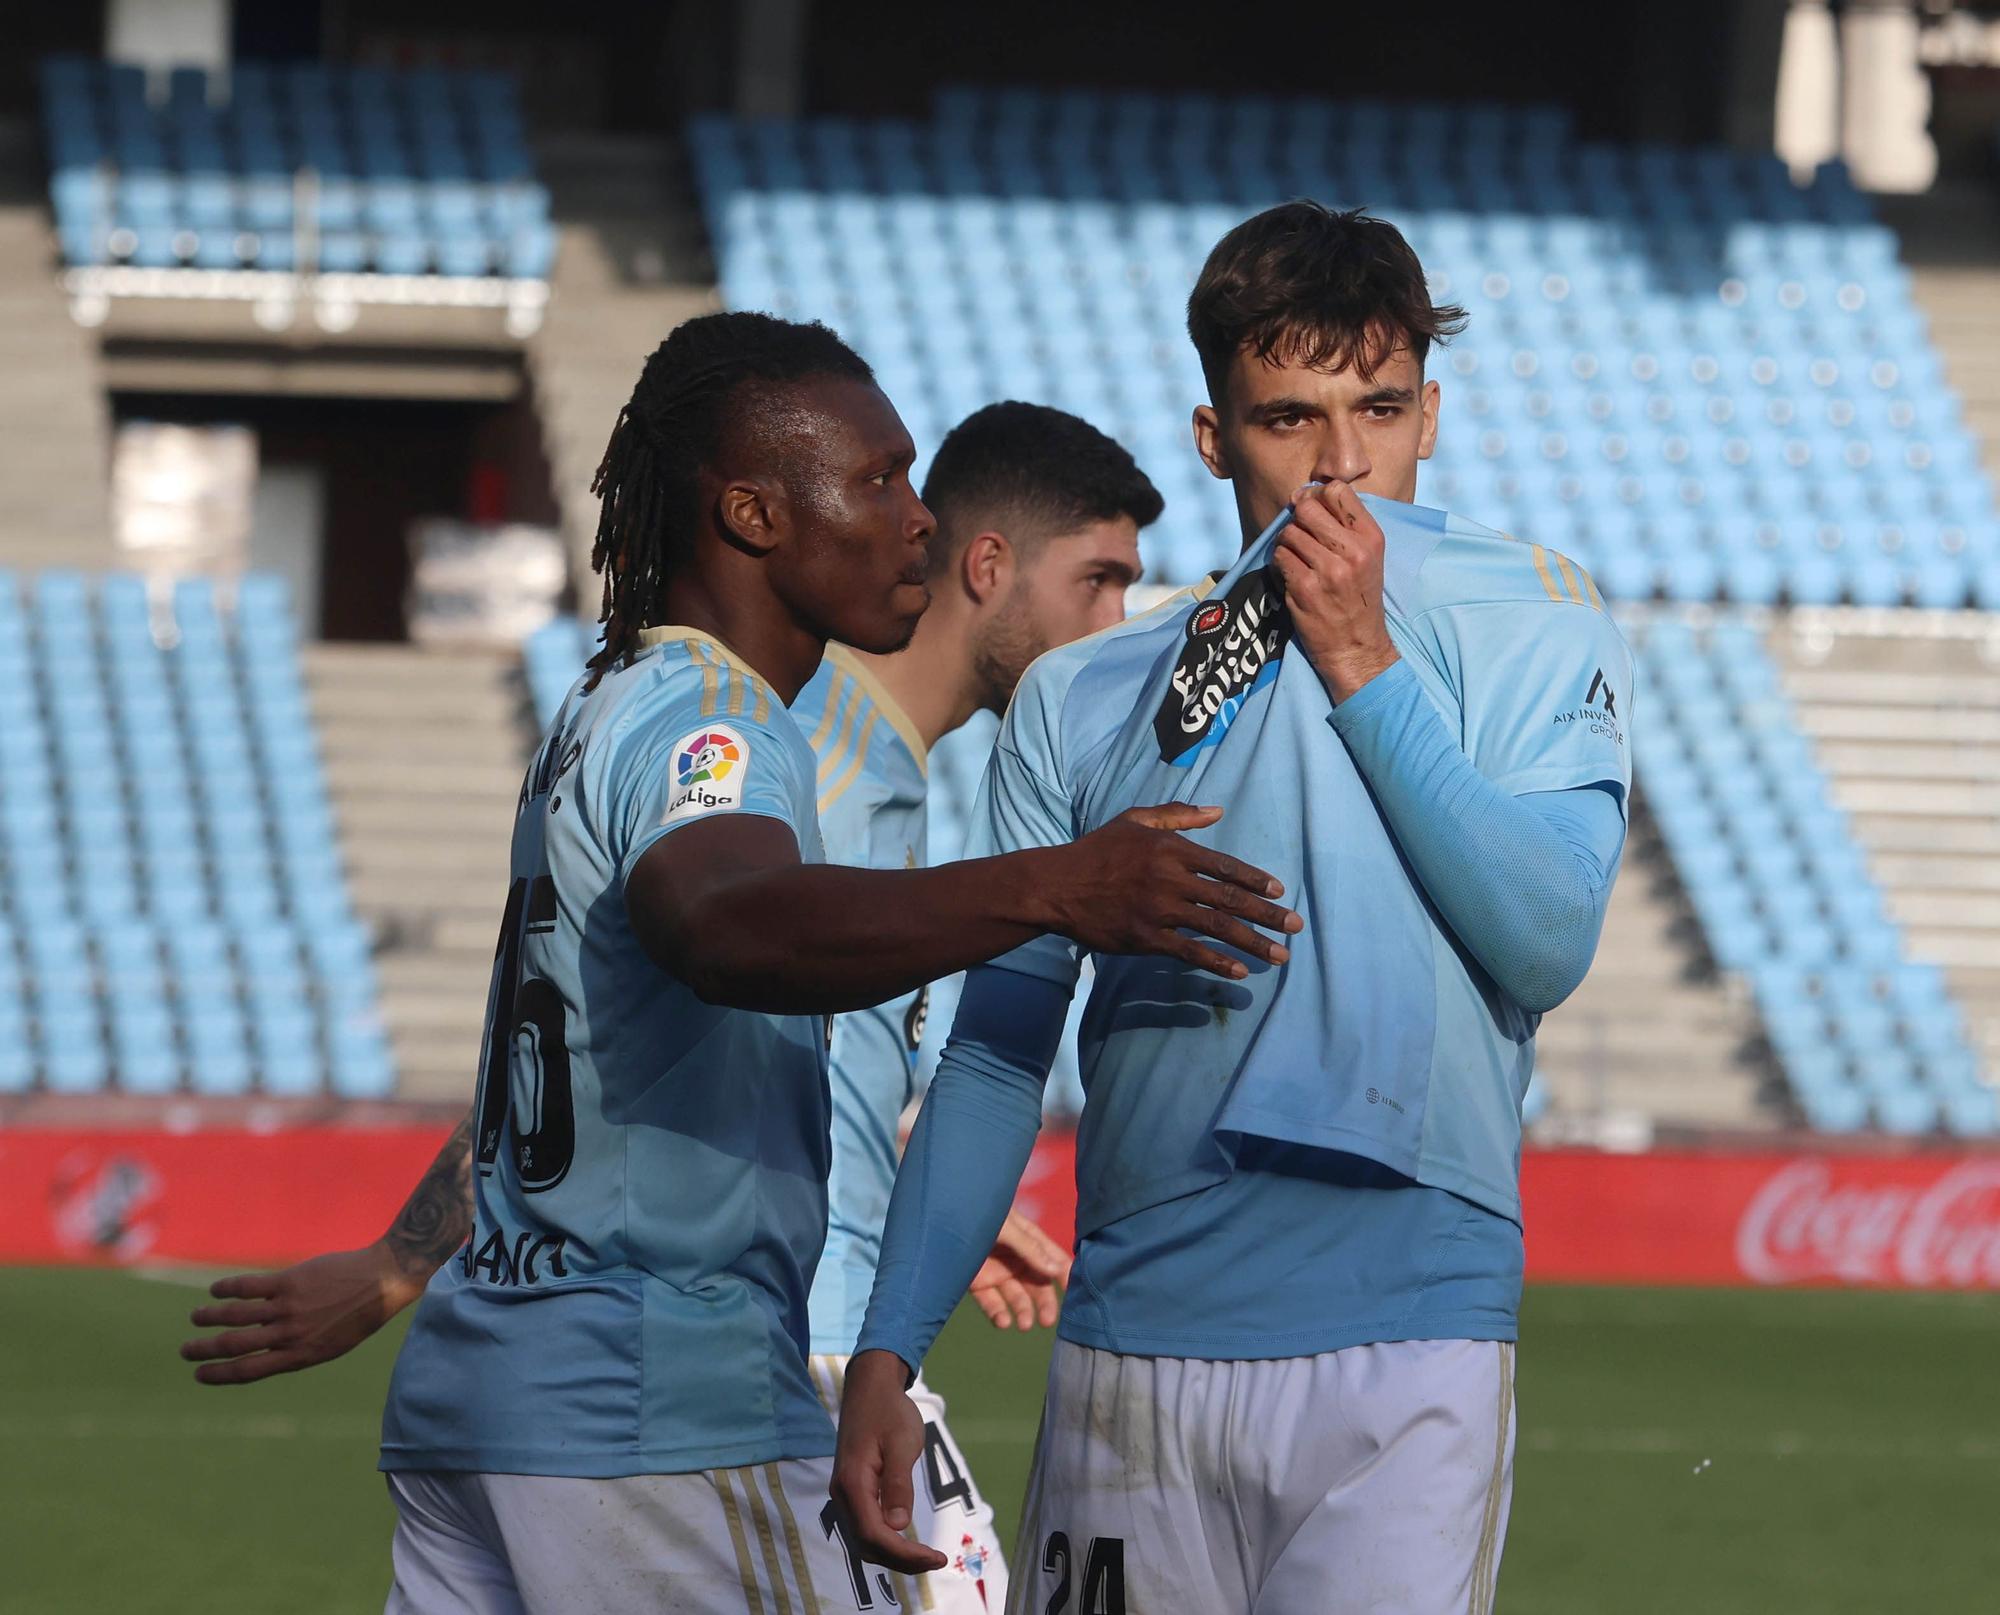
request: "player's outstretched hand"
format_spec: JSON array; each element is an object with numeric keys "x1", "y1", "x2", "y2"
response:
[
  {"x1": 831, "y1": 1350, "x2": 951, "y2": 1574},
  {"x1": 1275, "y1": 479, "x2": 1401, "y2": 702},
  {"x1": 968, "y1": 1210, "x2": 1070, "y2": 1330},
  {"x1": 179, "y1": 1243, "x2": 423, "y2": 1385},
  {"x1": 1054, "y1": 803, "x2": 1302, "y2": 979}
]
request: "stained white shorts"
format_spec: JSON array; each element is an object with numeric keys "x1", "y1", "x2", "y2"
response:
[
  {"x1": 385, "y1": 1458, "x2": 890, "y2": 1614},
  {"x1": 810, "y1": 1353, "x2": 1009, "y2": 1614},
  {"x1": 1006, "y1": 1337, "x2": 1516, "y2": 1615}
]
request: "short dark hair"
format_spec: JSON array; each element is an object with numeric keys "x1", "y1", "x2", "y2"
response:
[
  {"x1": 586, "y1": 310, "x2": 873, "y2": 685},
  {"x1": 1186, "y1": 201, "x2": 1468, "y2": 404},
  {"x1": 919, "y1": 401, "x2": 1163, "y2": 579}
]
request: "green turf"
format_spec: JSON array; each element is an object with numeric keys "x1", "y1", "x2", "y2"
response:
[{"x1": 3, "y1": 1268, "x2": 1995, "y2": 1612}]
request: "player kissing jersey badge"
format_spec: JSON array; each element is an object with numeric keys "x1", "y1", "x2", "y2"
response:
[
  {"x1": 1154, "y1": 566, "x2": 1290, "y2": 764},
  {"x1": 661, "y1": 724, "x2": 748, "y2": 823}
]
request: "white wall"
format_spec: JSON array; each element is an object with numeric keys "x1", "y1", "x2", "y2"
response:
[
  {"x1": 106, "y1": 0, "x2": 231, "y2": 80},
  {"x1": 1775, "y1": 0, "x2": 1840, "y2": 181},
  {"x1": 1775, "y1": 0, "x2": 1939, "y2": 192},
  {"x1": 249, "y1": 462, "x2": 325, "y2": 638},
  {"x1": 1841, "y1": 1, "x2": 1938, "y2": 192}
]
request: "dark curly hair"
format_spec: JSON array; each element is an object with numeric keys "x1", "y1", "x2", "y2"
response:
[{"x1": 1187, "y1": 201, "x2": 1468, "y2": 404}]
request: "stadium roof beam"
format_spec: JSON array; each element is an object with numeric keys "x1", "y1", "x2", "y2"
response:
[
  {"x1": 62, "y1": 266, "x2": 549, "y2": 351},
  {"x1": 98, "y1": 339, "x2": 525, "y2": 402}
]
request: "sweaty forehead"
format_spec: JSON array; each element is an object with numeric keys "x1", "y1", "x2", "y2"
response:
[{"x1": 724, "y1": 375, "x2": 908, "y2": 475}]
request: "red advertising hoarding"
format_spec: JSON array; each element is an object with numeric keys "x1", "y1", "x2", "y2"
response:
[
  {"x1": 5, "y1": 1127, "x2": 1999, "y2": 1291},
  {"x1": 0, "y1": 1127, "x2": 451, "y2": 1266}
]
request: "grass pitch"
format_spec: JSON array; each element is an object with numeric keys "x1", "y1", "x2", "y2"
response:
[{"x1": 3, "y1": 1268, "x2": 1994, "y2": 1613}]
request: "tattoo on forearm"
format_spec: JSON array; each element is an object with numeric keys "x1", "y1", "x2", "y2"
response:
[{"x1": 384, "y1": 1112, "x2": 475, "y2": 1277}]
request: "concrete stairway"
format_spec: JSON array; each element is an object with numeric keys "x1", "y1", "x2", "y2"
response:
[
  {"x1": 304, "y1": 643, "x2": 529, "y2": 1104},
  {"x1": 1531, "y1": 808, "x2": 1779, "y2": 1137},
  {"x1": 0, "y1": 202, "x2": 115, "y2": 572},
  {"x1": 1775, "y1": 612, "x2": 2000, "y2": 1075},
  {"x1": 1909, "y1": 264, "x2": 2000, "y2": 484},
  {"x1": 527, "y1": 133, "x2": 717, "y2": 589}
]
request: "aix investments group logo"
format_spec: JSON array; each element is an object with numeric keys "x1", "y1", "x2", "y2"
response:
[{"x1": 1551, "y1": 668, "x2": 1625, "y2": 747}]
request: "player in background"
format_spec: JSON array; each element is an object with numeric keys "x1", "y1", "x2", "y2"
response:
[
  {"x1": 833, "y1": 203, "x2": 1637, "y2": 1613},
  {"x1": 176, "y1": 329, "x2": 1242, "y2": 1614},
  {"x1": 793, "y1": 399, "x2": 1162, "y2": 1609}
]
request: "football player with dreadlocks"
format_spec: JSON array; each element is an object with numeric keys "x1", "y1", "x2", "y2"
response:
[
  {"x1": 187, "y1": 312, "x2": 1298, "y2": 1615},
  {"x1": 184, "y1": 398, "x2": 1171, "y2": 1614}
]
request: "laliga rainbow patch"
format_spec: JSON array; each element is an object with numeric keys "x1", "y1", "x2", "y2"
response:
[{"x1": 662, "y1": 724, "x2": 748, "y2": 823}]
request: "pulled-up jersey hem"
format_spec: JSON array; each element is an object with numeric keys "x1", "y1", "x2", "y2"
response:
[{"x1": 1212, "y1": 1107, "x2": 1524, "y2": 1226}]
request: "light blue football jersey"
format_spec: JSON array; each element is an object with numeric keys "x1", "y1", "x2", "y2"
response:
[
  {"x1": 971, "y1": 493, "x2": 1634, "y2": 1236},
  {"x1": 380, "y1": 626, "x2": 836, "y2": 1477},
  {"x1": 789, "y1": 645, "x2": 931, "y2": 1355}
]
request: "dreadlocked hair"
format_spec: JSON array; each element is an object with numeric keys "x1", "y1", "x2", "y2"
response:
[{"x1": 584, "y1": 310, "x2": 874, "y2": 687}]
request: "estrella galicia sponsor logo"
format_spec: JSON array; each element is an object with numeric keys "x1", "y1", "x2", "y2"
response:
[
  {"x1": 1154, "y1": 568, "x2": 1290, "y2": 764},
  {"x1": 1552, "y1": 668, "x2": 1625, "y2": 746},
  {"x1": 661, "y1": 723, "x2": 749, "y2": 823}
]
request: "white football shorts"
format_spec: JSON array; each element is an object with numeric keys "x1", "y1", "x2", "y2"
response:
[
  {"x1": 1006, "y1": 1337, "x2": 1515, "y2": 1615},
  {"x1": 387, "y1": 1457, "x2": 900, "y2": 1614},
  {"x1": 810, "y1": 1353, "x2": 1010, "y2": 1614}
]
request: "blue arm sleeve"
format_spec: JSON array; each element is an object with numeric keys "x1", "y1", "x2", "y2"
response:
[
  {"x1": 1328, "y1": 658, "x2": 1626, "y2": 1015},
  {"x1": 852, "y1": 964, "x2": 1071, "y2": 1374}
]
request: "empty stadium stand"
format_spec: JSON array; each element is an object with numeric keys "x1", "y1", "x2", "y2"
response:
[
  {"x1": 1528, "y1": 832, "x2": 1773, "y2": 1137},
  {"x1": 1635, "y1": 610, "x2": 1994, "y2": 1135},
  {"x1": 303, "y1": 642, "x2": 521, "y2": 1103},
  {"x1": 1878, "y1": 185, "x2": 2000, "y2": 492},
  {"x1": 690, "y1": 88, "x2": 1999, "y2": 610},
  {"x1": 39, "y1": 57, "x2": 554, "y2": 279},
  {"x1": 1778, "y1": 612, "x2": 2000, "y2": 1064},
  {"x1": 0, "y1": 569, "x2": 393, "y2": 1099}
]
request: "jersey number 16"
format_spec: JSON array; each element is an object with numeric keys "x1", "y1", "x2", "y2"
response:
[{"x1": 472, "y1": 874, "x2": 577, "y2": 1193}]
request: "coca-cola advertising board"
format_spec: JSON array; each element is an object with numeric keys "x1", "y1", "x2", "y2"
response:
[
  {"x1": 4, "y1": 1129, "x2": 1999, "y2": 1290},
  {"x1": 1524, "y1": 1149, "x2": 2000, "y2": 1289}
]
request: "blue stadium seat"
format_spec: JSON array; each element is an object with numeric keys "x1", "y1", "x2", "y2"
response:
[
  {"x1": 1797, "y1": 1079, "x2": 1870, "y2": 1133},
  {"x1": 0, "y1": 1042, "x2": 32, "y2": 1094},
  {"x1": 44, "y1": 1038, "x2": 110, "y2": 1095},
  {"x1": 252, "y1": 1005, "x2": 323, "y2": 1097}
]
